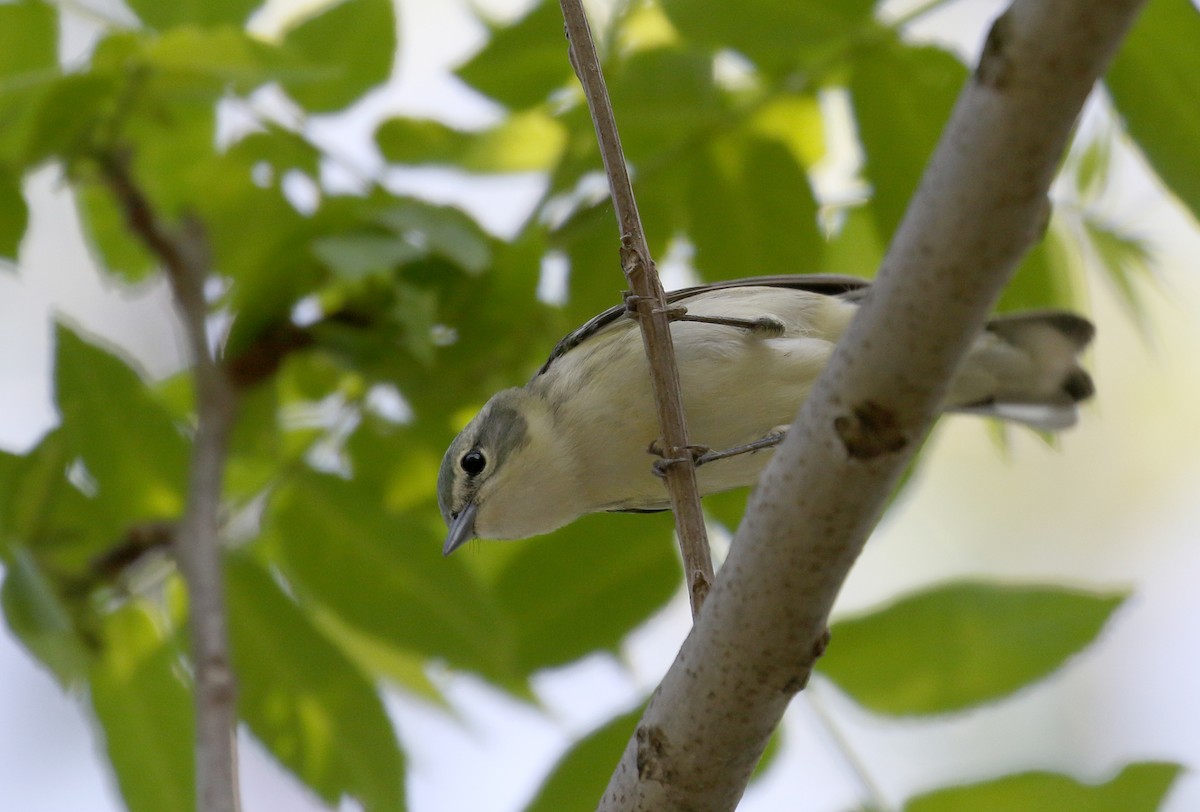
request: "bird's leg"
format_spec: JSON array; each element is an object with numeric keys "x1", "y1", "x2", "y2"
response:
[
  {"x1": 647, "y1": 439, "x2": 711, "y2": 478},
  {"x1": 623, "y1": 293, "x2": 785, "y2": 338},
  {"x1": 693, "y1": 427, "x2": 788, "y2": 467},
  {"x1": 647, "y1": 427, "x2": 788, "y2": 476},
  {"x1": 674, "y1": 311, "x2": 786, "y2": 338}
]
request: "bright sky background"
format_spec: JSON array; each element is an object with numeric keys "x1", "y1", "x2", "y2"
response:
[{"x1": 1, "y1": 0, "x2": 1197, "y2": 810}]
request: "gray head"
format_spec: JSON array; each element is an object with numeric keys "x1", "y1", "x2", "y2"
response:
[{"x1": 438, "y1": 388, "x2": 533, "y2": 555}]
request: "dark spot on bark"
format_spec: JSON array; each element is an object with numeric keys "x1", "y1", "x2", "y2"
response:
[
  {"x1": 976, "y1": 9, "x2": 1014, "y2": 89},
  {"x1": 834, "y1": 401, "x2": 908, "y2": 459},
  {"x1": 813, "y1": 627, "x2": 832, "y2": 659},
  {"x1": 636, "y1": 724, "x2": 674, "y2": 782}
]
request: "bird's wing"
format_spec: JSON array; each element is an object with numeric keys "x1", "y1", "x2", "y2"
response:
[{"x1": 534, "y1": 274, "x2": 870, "y2": 378}]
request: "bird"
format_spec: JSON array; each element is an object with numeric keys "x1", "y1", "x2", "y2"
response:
[{"x1": 438, "y1": 275, "x2": 1095, "y2": 555}]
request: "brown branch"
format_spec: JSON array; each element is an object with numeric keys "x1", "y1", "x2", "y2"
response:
[
  {"x1": 101, "y1": 153, "x2": 242, "y2": 812},
  {"x1": 597, "y1": 0, "x2": 1149, "y2": 809},
  {"x1": 558, "y1": 0, "x2": 714, "y2": 616}
]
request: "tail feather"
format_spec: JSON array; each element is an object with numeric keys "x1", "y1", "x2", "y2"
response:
[{"x1": 949, "y1": 311, "x2": 1096, "y2": 430}]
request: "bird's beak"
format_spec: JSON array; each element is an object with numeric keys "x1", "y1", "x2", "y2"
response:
[{"x1": 442, "y1": 500, "x2": 478, "y2": 556}]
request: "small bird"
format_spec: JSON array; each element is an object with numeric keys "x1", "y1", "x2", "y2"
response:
[{"x1": 438, "y1": 275, "x2": 1095, "y2": 555}]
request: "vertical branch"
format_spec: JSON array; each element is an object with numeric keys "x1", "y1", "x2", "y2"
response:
[
  {"x1": 558, "y1": 0, "x2": 715, "y2": 616},
  {"x1": 102, "y1": 154, "x2": 242, "y2": 812}
]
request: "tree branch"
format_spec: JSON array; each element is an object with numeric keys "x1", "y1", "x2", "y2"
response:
[
  {"x1": 597, "y1": 0, "x2": 1148, "y2": 809},
  {"x1": 101, "y1": 154, "x2": 242, "y2": 812},
  {"x1": 558, "y1": 0, "x2": 715, "y2": 616}
]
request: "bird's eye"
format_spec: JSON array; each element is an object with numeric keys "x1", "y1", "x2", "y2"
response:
[{"x1": 460, "y1": 450, "x2": 486, "y2": 477}]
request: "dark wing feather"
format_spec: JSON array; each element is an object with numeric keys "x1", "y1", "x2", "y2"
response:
[{"x1": 535, "y1": 274, "x2": 869, "y2": 378}]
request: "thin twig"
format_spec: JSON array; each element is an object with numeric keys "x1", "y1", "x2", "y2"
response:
[
  {"x1": 101, "y1": 153, "x2": 242, "y2": 812},
  {"x1": 558, "y1": 0, "x2": 714, "y2": 616},
  {"x1": 597, "y1": 0, "x2": 1149, "y2": 809}
]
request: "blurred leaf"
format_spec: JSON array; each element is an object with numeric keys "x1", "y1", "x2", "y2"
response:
[
  {"x1": 1107, "y1": 0, "x2": 1200, "y2": 221},
  {"x1": 661, "y1": 0, "x2": 876, "y2": 71},
  {"x1": 0, "y1": 1, "x2": 56, "y2": 80},
  {"x1": 54, "y1": 325, "x2": 190, "y2": 520},
  {"x1": 494, "y1": 511, "x2": 679, "y2": 673},
  {"x1": 905, "y1": 762, "x2": 1181, "y2": 812},
  {"x1": 1082, "y1": 216, "x2": 1153, "y2": 324},
  {"x1": 374, "y1": 201, "x2": 492, "y2": 276},
  {"x1": 824, "y1": 204, "x2": 885, "y2": 278},
  {"x1": 227, "y1": 126, "x2": 322, "y2": 178},
  {"x1": 0, "y1": 166, "x2": 27, "y2": 260},
  {"x1": 749, "y1": 93, "x2": 826, "y2": 170},
  {"x1": 281, "y1": 0, "x2": 396, "y2": 112},
  {"x1": 89, "y1": 602, "x2": 194, "y2": 812},
  {"x1": 851, "y1": 41, "x2": 965, "y2": 242},
  {"x1": 312, "y1": 233, "x2": 424, "y2": 280},
  {"x1": 0, "y1": 2, "x2": 81, "y2": 165},
  {"x1": 127, "y1": 0, "x2": 261, "y2": 30},
  {"x1": 228, "y1": 555, "x2": 406, "y2": 812},
  {"x1": 21, "y1": 73, "x2": 120, "y2": 168},
  {"x1": 309, "y1": 608, "x2": 444, "y2": 703},
  {"x1": 1073, "y1": 134, "x2": 1113, "y2": 203},
  {"x1": 75, "y1": 182, "x2": 158, "y2": 282},
  {"x1": 820, "y1": 582, "x2": 1126, "y2": 715},
  {"x1": 456, "y1": 0, "x2": 572, "y2": 109},
  {"x1": 269, "y1": 469, "x2": 518, "y2": 684},
  {"x1": 685, "y1": 134, "x2": 823, "y2": 279},
  {"x1": 608, "y1": 48, "x2": 724, "y2": 162},
  {"x1": 994, "y1": 225, "x2": 1077, "y2": 313},
  {"x1": 393, "y1": 281, "x2": 438, "y2": 365},
  {"x1": 141, "y1": 27, "x2": 290, "y2": 96},
  {"x1": 376, "y1": 111, "x2": 568, "y2": 172},
  {"x1": 1, "y1": 548, "x2": 91, "y2": 686},
  {"x1": 525, "y1": 706, "x2": 642, "y2": 812}
]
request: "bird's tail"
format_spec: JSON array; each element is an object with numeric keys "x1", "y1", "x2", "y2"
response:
[{"x1": 948, "y1": 311, "x2": 1096, "y2": 430}]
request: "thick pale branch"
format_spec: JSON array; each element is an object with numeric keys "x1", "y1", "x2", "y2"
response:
[
  {"x1": 598, "y1": 0, "x2": 1148, "y2": 809},
  {"x1": 102, "y1": 156, "x2": 242, "y2": 812},
  {"x1": 558, "y1": 0, "x2": 714, "y2": 616}
]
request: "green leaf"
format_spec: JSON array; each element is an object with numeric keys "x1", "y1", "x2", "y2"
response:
[
  {"x1": 685, "y1": 134, "x2": 824, "y2": 279},
  {"x1": 127, "y1": 0, "x2": 261, "y2": 30},
  {"x1": 661, "y1": 0, "x2": 876, "y2": 71},
  {"x1": 268, "y1": 469, "x2": 517, "y2": 684},
  {"x1": 281, "y1": 0, "x2": 397, "y2": 112},
  {"x1": 312, "y1": 233, "x2": 424, "y2": 280},
  {"x1": 75, "y1": 182, "x2": 158, "y2": 282},
  {"x1": 374, "y1": 201, "x2": 492, "y2": 276},
  {"x1": 993, "y1": 225, "x2": 1077, "y2": 313},
  {"x1": 0, "y1": 165, "x2": 27, "y2": 260},
  {"x1": 20, "y1": 73, "x2": 119, "y2": 168},
  {"x1": 0, "y1": 1, "x2": 57, "y2": 81},
  {"x1": 141, "y1": 26, "x2": 290, "y2": 96},
  {"x1": 608, "y1": 48, "x2": 724, "y2": 162},
  {"x1": 525, "y1": 707, "x2": 642, "y2": 812},
  {"x1": 1106, "y1": 0, "x2": 1200, "y2": 221},
  {"x1": 1083, "y1": 214, "x2": 1153, "y2": 324},
  {"x1": 89, "y1": 602, "x2": 194, "y2": 812},
  {"x1": 905, "y1": 762, "x2": 1182, "y2": 812},
  {"x1": 455, "y1": 0, "x2": 572, "y2": 109},
  {"x1": 1, "y1": 548, "x2": 92, "y2": 686},
  {"x1": 494, "y1": 512, "x2": 680, "y2": 673},
  {"x1": 54, "y1": 325, "x2": 190, "y2": 520},
  {"x1": 227, "y1": 555, "x2": 406, "y2": 812},
  {"x1": 375, "y1": 111, "x2": 568, "y2": 172},
  {"x1": 819, "y1": 582, "x2": 1126, "y2": 716},
  {"x1": 851, "y1": 41, "x2": 966, "y2": 242},
  {"x1": 0, "y1": 1, "x2": 59, "y2": 165}
]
